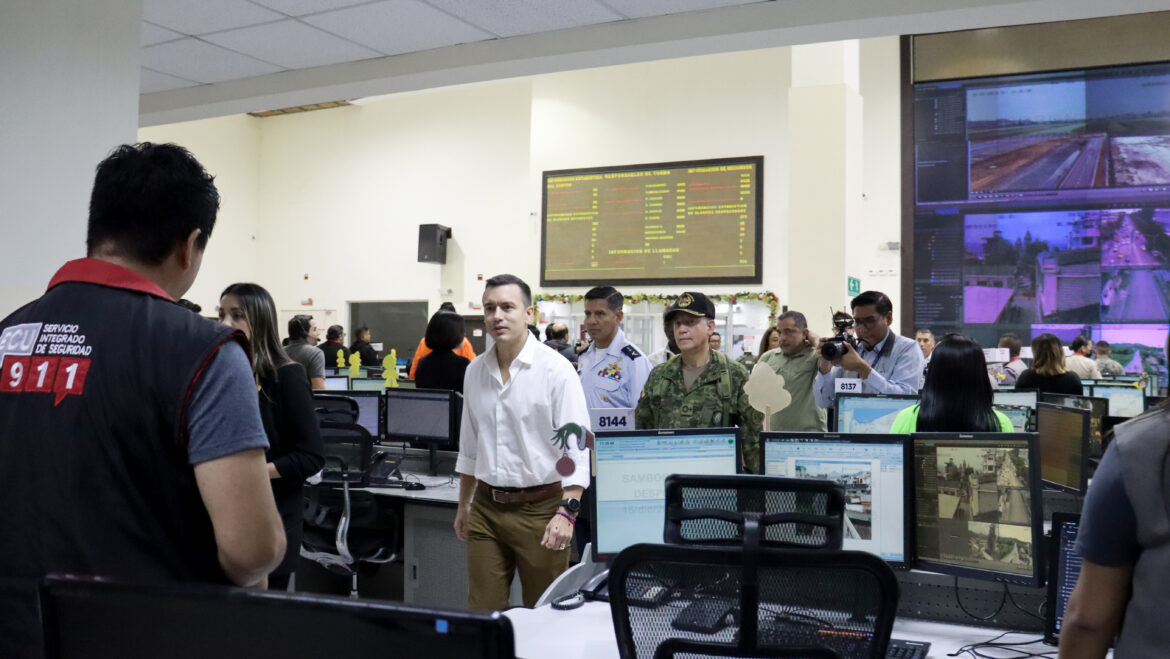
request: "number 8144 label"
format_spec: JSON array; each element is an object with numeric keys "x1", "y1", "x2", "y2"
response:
[{"x1": 0, "y1": 356, "x2": 91, "y2": 406}]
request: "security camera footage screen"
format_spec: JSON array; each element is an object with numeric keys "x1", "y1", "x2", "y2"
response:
[
  {"x1": 913, "y1": 61, "x2": 1170, "y2": 386},
  {"x1": 541, "y1": 157, "x2": 762, "y2": 286}
]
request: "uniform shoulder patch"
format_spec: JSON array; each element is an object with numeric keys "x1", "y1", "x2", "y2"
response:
[{"x1": 621, "y1": 345, "x2": 642, "y2": 359}]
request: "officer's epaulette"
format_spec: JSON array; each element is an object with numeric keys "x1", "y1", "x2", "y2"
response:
[{"x1": 622, "y1": 345, "x2": 642, "y2": 359}]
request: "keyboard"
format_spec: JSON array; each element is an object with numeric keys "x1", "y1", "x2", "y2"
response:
[{"x1": 886, "y1": 638, "x2": 930, "y2": 659}]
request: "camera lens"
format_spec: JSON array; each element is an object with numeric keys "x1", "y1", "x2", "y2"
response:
[{"x1": 820, "y1": 340, "x2": 845, "y2": 361}]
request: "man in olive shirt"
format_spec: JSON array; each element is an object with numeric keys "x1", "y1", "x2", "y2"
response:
[{"x1": 756, "y1": 311, "x2": 826, "y2": 431}]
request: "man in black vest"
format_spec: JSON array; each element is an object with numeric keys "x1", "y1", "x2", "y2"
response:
[{"x1": 0, "y1": 143, "x2": 285, "y2": 657}]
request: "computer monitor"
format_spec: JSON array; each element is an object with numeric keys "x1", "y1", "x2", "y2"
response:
[
  {"x1": 1038, "y1": 394, "x2": 1106, "y2": 458},
  {"x1": 384, "y1": 388, "x2": 461, "y2": 475},
  {"x1": 590, "y1": 428, "x2": 740, "y2": 563},
  {"x1": 323, "y1": 375, "x2": 349, "y2": 391},
  {"x1": 1045, "y1": 513, "x2": 1083, "y2": 645},
  {"x1": 993, "y1": 404, "x2": 1032, "y2": 433},
  {"x1": 761, "y1": 432, "x2": 911, "y2": 567},
  {"x1": 349, "y1": 377, "x2": 386, "y2": 392},
  {"x1": 834, "y1": 394, "x2": 919, "y2": 433},
  {"x1": 1090, "y1": 383, "x2": 1145, "y2": 418},
  {"x1": 40, "y1": 576, "x2": 515, "y2": 659},
  {"x1": 332, "y1": 390, "x2": 381, "y2": 440},
  {"x1": 912, "y1": 433, "x2": 1042, "y2": 586},
  {"x1": 1036, "y1": 403, "x2": 1090, "y2": 494},
  {"x1": 993, "y1": 389, "x2": 1038, "y2": 410}
]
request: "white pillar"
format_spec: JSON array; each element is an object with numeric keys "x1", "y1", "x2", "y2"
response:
[{"x1": 0, "y1": 0, "x2": 142, "y2": 312}]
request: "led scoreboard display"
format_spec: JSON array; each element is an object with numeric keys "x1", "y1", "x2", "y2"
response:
[{"x1": 541, "y1": 156, "x2": 763, "y2": 286}]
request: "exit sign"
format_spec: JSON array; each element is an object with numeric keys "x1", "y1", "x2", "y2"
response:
[{"x1": 847, "y1": 277, "x2": 861, "y2": 296}]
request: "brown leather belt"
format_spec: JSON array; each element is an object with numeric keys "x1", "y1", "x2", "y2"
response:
[{"x1": 477, "y1": 481, "x2": 561, "y2": 505}]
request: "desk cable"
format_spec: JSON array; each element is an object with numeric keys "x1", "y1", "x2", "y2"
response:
[{"x1": 948, "y1": 630, "x2": 1055, "y2": 659}]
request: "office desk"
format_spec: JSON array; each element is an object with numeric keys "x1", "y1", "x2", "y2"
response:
[{"x1": 504, "y1": 601, "x2": 1056, "y2": 659}]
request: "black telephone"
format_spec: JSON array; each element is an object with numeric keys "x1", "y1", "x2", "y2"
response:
[
  {"x1": 368, "y1": 451, "x2": 401, "y2": 484},
  {"x1": 551, "y1": 569, "x2": 610, "y2": 610}
]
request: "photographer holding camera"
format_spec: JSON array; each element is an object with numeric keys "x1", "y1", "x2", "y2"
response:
[{"x1": 813, "y1": 290, "x2": 924, "y2": 409}]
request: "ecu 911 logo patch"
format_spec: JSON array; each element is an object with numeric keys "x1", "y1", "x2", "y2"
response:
[{"x1": 0, "y1": 323, "x2": 92, "y2": 405}]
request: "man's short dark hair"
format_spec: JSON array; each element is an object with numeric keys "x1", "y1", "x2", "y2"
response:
[
  {"x1": 998, "y1": 333, "x2": 1021, "y2": 358},
  {"x1": 850, "y1": 291, "x2": 893, "y2": 315},
  {"x1": 1095, "y1": 340, "x2": 1111, "y2": 354},
  {"x1": 438, "y1": 302, "x2": 457, "y2": 313},
  {"x1": 546, "y1": 323, "x2": 568, "y2": 341},
  {"x1": 916, "y1": 328, "x2": 934, "y2": 337},
  {"x1": 87, "y1": 143, "x2": 220, "y2": 266},
  {"x1": 777, "y1": 310, "x2": 808, "y2": 330},
  {"x1": 584, "y1": 286, "x2": 623, "y2": 312},
  {"x1": 1071, "y1": 336, "x2": 1090, "y2": 352},
  {"x1": 326, "y1": 325, "x2": 344, "y2": 341},
  {"x1": 711, "y1": 332, "x2": 721, "y2": 338},
  {"x1": 288, "y1": 314, "x2": 312, "y2": 341},
  {"x1": 425, "y1": 313, "x2": 465, "y2": 352},
  {"x1": 484, "y1": 274, "x2": 531, "y2": 307},
  {"x1": 355, "y1": 326, "x2": 370, "y2": 340}
]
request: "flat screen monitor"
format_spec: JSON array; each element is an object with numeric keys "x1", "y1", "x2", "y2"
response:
[
  {"x1": 834, "y1": 394, "x2": 919, "y2": 433},
  {"x1": 384, "y1": 388, "x2": 458, "y2": 445},
  {"x1": 332, "y1": 390, "x2": 381, "y2": 440},
  {"x1": 349, "y1": 377, "x2": 386, "y2": 392},
  {"x1": 912, "y1": 433, "x2": 1042, "y2": 586},
  {"x1": 993, "y1": 404, "x2": 1031, "y2": 433},
  {"x1": 1036, "y1": 403, "x2": 1090, "y2": 493},
  {"x1": 541, "y1": 156, "x2": 763, "y2": 286},
  {"x1": 1090, "y1": 383, "x2": 1145, "y2": 417},
  {"x1": 1045, "y1": 513, "x2": 1083, "y2": 645},
  {"x1": 590, "y1": 428, "x2": 740, "y2": 562},
  {"x1": 323, "y1": 375, "x2": 349, "y2": 391},
  {"x1": 993, "y1": 390, "x2": 1038, "y2": 410},
  {"x1": 40, "y1": 576, "x2": 515, "y2": 659},
  {"x1": 1039, "y1": 393, "x2": 1106, "y2": 457},
  {"x1": 761, "y1": 432, "x2": 911, "y2": 567}
]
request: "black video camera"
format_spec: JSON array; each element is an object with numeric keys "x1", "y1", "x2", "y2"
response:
[{"x1": 820, "y1": 317, "x2": 859, "y2": 361}]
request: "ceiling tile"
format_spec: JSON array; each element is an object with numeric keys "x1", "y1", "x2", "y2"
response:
[
  {"x1": 142, "y1": 38, "x2": 284, "y2": 84},
  {"x1": 600, "y1": 0, "x2": 764, "y2": 20},
  {"x1": 249, "y1": 0, "x2": 372, "y2": 16},
  {"x1": 141, "y1": 21, "x2": 184, "y2": 46},
  {"x1": 303, "y1": 0, "x2": 493, "y2": 56},
  {"x1": 142, "y1": 0, "x2": 284, "y2": 35},
  {"x1": 426, "y1": 0, "x2": 622, "y2": 37},
  {"x1": 203, "y1": 19, "x2": 382, "y2": 69},
  {"x1": 141, "y1": 68, "x2": 202, "y2": 94}
]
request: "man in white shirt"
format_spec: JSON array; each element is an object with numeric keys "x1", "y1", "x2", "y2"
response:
[
  {"x1": 453, "y1": 274, "x2": 591, "y2": 611},
  {"x1": 1068, "y1": 336, "x2": 1102, "y2": 380}
]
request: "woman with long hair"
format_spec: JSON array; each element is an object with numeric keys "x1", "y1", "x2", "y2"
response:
[
  {"x1": 219, "y1": 283, "x2": 324, "y2": 590},
  {"x1": 757, "y1": 326, "x2": 781, "y2": 357},
  {"x1": 1016, "y1": 333, "x2": 1083, "y2": 395},
  {"x1": 415, "y1": 311, "x2": 470, "y2": 393},
  {"x1": 890, "y1": 334, "x2": 1012, "y2": 432}
]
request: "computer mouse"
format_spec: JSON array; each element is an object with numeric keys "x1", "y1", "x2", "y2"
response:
[{"x1": 403, "y1": 482, "x2": 426, "y2": 491}]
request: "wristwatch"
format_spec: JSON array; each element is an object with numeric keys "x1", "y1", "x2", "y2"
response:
[{"x1": 559, "y1": 498, "x2": 581, "y2": 516}]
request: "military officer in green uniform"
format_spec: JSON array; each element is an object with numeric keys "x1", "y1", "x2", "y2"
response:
[{"x1": 635, "y1": 292, "x2": 763, "y2": 472}]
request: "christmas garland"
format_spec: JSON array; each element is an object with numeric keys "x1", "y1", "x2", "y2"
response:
[{"x1": 533, "y1": 292, "x2": 781, "y2": 323}]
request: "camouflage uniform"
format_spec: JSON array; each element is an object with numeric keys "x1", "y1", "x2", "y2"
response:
[{"x1": 635, "y1": 349, "x2": 764, "y2": 472}]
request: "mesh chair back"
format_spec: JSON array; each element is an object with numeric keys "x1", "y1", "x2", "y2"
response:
[
  {"x1": 609, "y1": 544, "x2": 897, "y2": 659},
  {"x1": 312, "y1": 394, "x2": 360, "y2": 424},
  {"x1": 320, "y1": 421, "x2": 374, "y2": 487},
  {"x1": 664, "y1": 475, "x2": 845, "y2": 551}
]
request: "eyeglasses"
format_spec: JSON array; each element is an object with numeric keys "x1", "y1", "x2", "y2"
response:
[{"x1": 854, "y1": 314, "x2": 884, "y2": 328}]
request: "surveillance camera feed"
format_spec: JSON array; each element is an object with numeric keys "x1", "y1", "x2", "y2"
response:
[
  {"x1": 913, "y1": 60, "x2": 1170, "y2": 389},
  {"x1": 913, "y1": 436, "x2": 1038, "y2": 584}
]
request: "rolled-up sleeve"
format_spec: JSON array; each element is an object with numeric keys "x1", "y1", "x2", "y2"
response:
[{"x1": 454, "y1": 364, "x2": 481, "y2": 477}]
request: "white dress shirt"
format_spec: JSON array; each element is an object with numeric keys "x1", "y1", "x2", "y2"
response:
[{"x1": 456, "y1": 334, "x2": 591, "y2": 490}]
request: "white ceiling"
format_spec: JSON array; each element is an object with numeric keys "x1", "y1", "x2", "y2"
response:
[
  {"x1": 139, "y1": 0, "x2": 765, "y2": 93},
  {"x1": 138, "y1": 0, "x2": 1170, "y2": 126}
]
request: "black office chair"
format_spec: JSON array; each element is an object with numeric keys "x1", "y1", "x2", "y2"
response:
[
  {"x1": 311, "y1": 393, "x2": 359, "y2": 424},
  {"x1": 608, "y1": 543, "x2": 898, "y2": 659},
  {"x1": 663, "y1": 474, "x2": 846, "y2": 551},
  {"x1": 300, "y1": 422, "x2": 397, "y2": 598}
]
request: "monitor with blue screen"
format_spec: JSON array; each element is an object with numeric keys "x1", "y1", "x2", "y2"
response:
[
  {"x1": 1090, "y1": 383, "x2": 1145, "y2": 417},
  {"x1": 332, "y1": 390, "x2": 381, "y2": 440},
  {"x1": 993, "y1": 390, "x2": 1038, "y2": 410},
  {"x1": 323, "y1": 375, "x2": 348, "y2": 391},
  {"x1": 761, "y1": 432, "x2": 911, "y2": 567},
  {"x1": 993, "y1": 404, "x2": 1031, "y2": 433},
  {"x1": 349, "y1": 377, "x2": 386, "y2": 392},
  {"x1": 834, "y1": 394, "x2": 919, "y2": 433},
  {"x1": 590, "y1": 428, "x2": 740, "y2": 562}
]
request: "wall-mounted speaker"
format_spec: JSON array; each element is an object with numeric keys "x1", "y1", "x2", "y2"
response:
[{"x1": 418, "y1": 224, "x2": 451, "y2": 264}]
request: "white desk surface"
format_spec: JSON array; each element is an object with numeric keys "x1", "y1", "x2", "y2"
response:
[
  {"x1": 362, "y1": 471, "x2": 461, "y2": 504},
  {"x1": 504, "y1": 601, "x2": 1054, "y2": 659}
]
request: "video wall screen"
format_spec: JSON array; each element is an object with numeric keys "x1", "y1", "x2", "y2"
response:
[
  {"x1": 912, "y1": 60, "x2": 1170, "y2": 385},
  {"x1": 541, "y1": 156, "x2": 763, "y2": 286}
]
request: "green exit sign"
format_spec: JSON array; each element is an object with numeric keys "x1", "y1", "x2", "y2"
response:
[{"x1": 847, "y1": 276, "x2": 861, "y2": 296}]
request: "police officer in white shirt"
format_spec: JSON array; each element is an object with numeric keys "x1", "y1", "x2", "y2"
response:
[
  {"x1": 453, "y1": 274, "x2": 591, "y2": 611},
  {"x1": 578, "y1": 286, "x2": 651, "y2": 413}
]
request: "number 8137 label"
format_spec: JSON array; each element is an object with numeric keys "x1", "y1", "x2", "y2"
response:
[{"x1": 0, "y1": 356, "x2": 91, "y2": 406}]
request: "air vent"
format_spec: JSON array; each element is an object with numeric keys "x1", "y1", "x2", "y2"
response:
[{"x1": 248, "y1": 100, "x2": 352, "y2": 118}]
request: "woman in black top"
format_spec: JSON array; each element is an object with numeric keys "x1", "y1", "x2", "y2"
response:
[
  {"x1": 220, "y1": 283, "x2": 324, "y2": 591},
  {"x1": 415, "y1": 312, "x2": 470, "y2": 393},
  {"x1": 1015, "y1": 332, "x2": 1084, "y2": 395}
]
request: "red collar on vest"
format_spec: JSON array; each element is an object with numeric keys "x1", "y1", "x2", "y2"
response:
[{"x1": 48, "y1": 258, "x2": 175, "y2": 302}]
